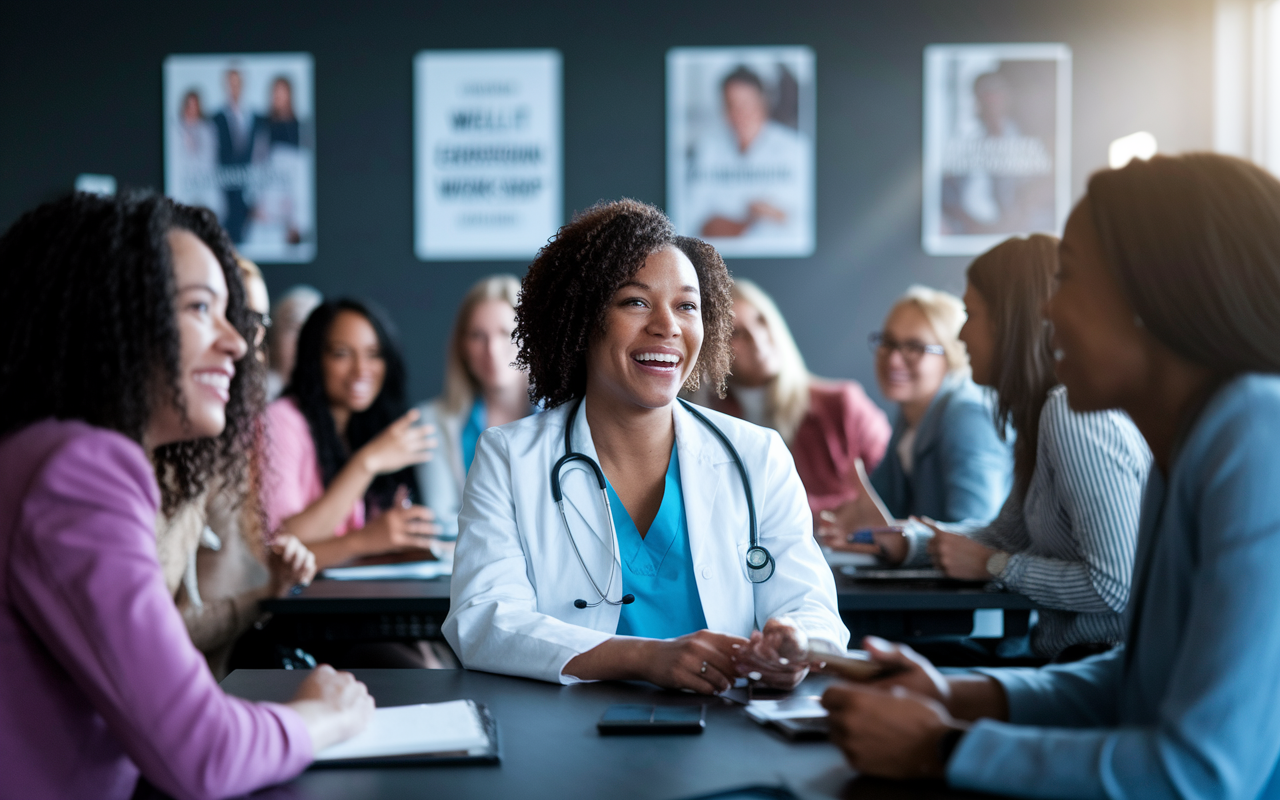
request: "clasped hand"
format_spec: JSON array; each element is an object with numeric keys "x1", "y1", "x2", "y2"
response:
[
  {"x1": 821, "y1": 636, "x2": 964, "y2": 780},
  {"x1": 647, "y1": 618, "x2": 812, "y2": 694}
]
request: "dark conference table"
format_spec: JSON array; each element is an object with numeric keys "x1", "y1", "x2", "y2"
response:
[
  {"x1": 260, "y1": 571, "x2": 1035, "y2": 646},
  {"x1": 221, "y1": 668, "x2": 1004, "y2": 800}
]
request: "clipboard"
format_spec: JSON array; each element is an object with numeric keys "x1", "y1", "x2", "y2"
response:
[{"x1": 311, "y1": 700, "x2": 500, "y2": 768}]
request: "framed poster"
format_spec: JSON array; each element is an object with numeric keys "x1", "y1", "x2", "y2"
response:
[
  {"x1": 164, "y1": 53, "x2": 316, "y2": 262},
  {"x1": 922, "y1": 43, "x2": 1072, "y2": 256},
  {"x1": 415, "y1": 49, "x2": 563, "y2": 261},
  {"x1": 667, "y1": 46, "x2": 815, "y2": 258}
]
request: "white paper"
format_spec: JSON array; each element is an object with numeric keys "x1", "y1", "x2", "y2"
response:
[
  {"x1": 322, "y1": 558, "x2": 452, "y2": 581},
  {"x1": 744, "y1": 695, "x2": 827, "y2": 722},
  {"x1": 315, "y1": 700, "x2": 488, "y2": 761},
  {"x1": 415, "y1": 49, "x2": 562, "y2": 260}
]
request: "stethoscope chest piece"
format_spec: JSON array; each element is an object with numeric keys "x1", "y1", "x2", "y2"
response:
[{"x1": 745, "y1": 544, "x2": 775, "y2": 583}]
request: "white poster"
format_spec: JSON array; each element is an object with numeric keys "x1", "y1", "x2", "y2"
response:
[
  {"x1": 415, "y1": 50, "x2": 563, "y2": 261},
  {"x1": 922, "y1": 44, "x2": 1071, "y2": 256},
  {"x1": 164, "y1": 53, "x2": 316, "y2": 263},
  {"x1": 667, "y1": 47, "x2": 815, "y2": 259}
]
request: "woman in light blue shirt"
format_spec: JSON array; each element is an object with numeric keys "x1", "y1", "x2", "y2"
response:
[
  {"x1": 416, "y1": 275, "x2": 535, "y2": 540},
  {"x1": 822, "y1": 154, "x2": 1280, "y2": 799}
]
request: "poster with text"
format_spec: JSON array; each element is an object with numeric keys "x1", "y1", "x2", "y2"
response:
[
  {"x1": 922, "y1": 43, "x2": 1071, "y2": 256},
  {"x1": 415, "y1": 50, "x2": 562, "y2": 260},
  {"x1": 667, "y1": 47, "x2": 815, "y2": 258},
  {"x1": 164, "y1": 53, "x2": 316, "y2": 262}
]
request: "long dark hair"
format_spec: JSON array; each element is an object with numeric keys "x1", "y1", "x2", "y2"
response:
[
  {"x1": 285, "y1": 298, "x2": 418, "y2": 510},
  {"x1": 1088, "y1": 153, "x2": 1280, "y2": 374},
  {"x1": 967, "y1": 235, "x2": 1060, "y2": 489},
  {"x1": 0, "y1": 191, "x2": 262, "y2": 514}
]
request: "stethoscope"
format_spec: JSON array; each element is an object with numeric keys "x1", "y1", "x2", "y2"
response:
[{"x1": 550, "y1": 397, "x2": 775, "y2": 610}]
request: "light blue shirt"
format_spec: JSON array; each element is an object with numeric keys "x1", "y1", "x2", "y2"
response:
[
  {"x1": 604, "y1": 445, "x2": 708, "y2": 639},
  {"x1": 948, "y1": 374, "x2": 1280, "y2": 799},
  {"x1": 460, "y1": 398, "x2": 486, "y2": 474}
]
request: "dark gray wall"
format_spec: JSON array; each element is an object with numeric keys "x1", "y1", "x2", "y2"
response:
[{"x1": 0, "y1": 0, "x2": 1213, "y2": 408}]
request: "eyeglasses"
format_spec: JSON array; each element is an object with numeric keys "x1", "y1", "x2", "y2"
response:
[{"x1": 869, "y1": 332, "x2": 946, "y2": 363}]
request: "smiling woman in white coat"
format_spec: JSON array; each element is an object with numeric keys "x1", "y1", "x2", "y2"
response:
[{"x1": 443, "y1": 199, "x2": 848, "y2": 693}]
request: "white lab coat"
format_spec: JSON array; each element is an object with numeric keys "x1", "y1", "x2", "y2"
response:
[{"x1": 443, "y1": 398, "x2": 848, "y2": 684}]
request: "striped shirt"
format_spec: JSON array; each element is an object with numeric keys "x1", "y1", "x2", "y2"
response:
[{"x1": 906, "y1": 386, "x2": 1151, "y2": 656}]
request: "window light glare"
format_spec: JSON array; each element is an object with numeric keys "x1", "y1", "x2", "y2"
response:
[{"x1": 1109, "y1": 131, "x2": 1159, "y2": 169}]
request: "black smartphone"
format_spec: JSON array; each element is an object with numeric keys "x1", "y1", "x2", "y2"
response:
[{"x1": 597, "y1": 704, "x2": 706, "y2": 735}]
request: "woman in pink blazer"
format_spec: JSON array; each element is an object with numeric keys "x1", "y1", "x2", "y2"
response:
[
  {"x1": 0, "y1": 192, "x2": 372, "y2": 800},
  {"x1": 697, "y1": 278, "x2": 891, "y2": 522}
]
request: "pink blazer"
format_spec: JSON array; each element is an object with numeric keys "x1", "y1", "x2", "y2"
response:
[
  {"x1": 710, "y1": 381, "x2": 891, "y2": 518},
  {"x1": 262, "y1": 397, "x2": 365, "y2": 536},
  {"x1": 0, "y1": 419, "x2": 311, "y2": 800}
]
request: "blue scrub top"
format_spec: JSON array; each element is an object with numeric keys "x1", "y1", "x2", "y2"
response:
[
  {"x1": 604, "y1": 445, "x2": 708, "y2": 639},
  {"x1": 460, "y1": 398, "x2": 486, "y2": 473}
]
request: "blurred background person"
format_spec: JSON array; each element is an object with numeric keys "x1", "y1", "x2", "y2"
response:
[
  {"x1": 819, "y1": 286, "x2": 1012, "y2": 543},
  {"x1": 416, "y1": 275, "x2": 534, "y2": 542},
  {"x1": 837, "y1": 237, "x2": 1150, "y2": 662},
  {"x1": 262, "y1": 298, "x2": 454, "y2": 667},
  {"x1": 262, "y1": 298, "x2": 438, "y2": 571},
  {"x1": 689, "y1": 65, "x2": 808, "y2": 243},
  {"x1": 695, "y1": 278, "x2": 890, "y2": 524},
  {"x1": 266, "y1": 284, "x2": 323, "y2": 400}
]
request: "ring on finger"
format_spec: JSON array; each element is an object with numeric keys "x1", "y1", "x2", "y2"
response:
[{"x1": 700, "y1": 661, "x2": 708, "y2": 675}]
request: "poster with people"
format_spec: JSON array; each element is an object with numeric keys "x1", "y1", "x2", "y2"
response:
[
  {"x1": 922, "y1": 43, "x2": 1071, "y2": 256},
  {"x1": 667, "y1": 47, "x2": 815, "y2": 259},
  {"x1": 415, "y1": 49, "x2": 563, "y2": 260},
  {"x1": 163, "y1": 53, "x2": 316, "y2": 263}
]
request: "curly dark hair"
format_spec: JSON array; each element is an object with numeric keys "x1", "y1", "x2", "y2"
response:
[
  {"x1": 514, "y1": 198, "x2": 734, "y2": 409},
  {"x1": 285, "y1": 298, "x2": 420, "y2": 512},
  {"x1": 0, "y1": 191, "x2": 262, "y2": 515}
]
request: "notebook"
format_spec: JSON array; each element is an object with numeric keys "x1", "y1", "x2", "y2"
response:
[
  {"x1": 313, "y1": 699, "x2": 499, "y2": 767},
  {"x1": 321, "y1": 559, "x2": 453, "y2": 581}
]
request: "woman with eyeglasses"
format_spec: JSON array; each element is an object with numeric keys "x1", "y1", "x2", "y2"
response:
[
  {"x1": 820, "y1": 287, "x2": 1012, "y2": 543},
  {"x1": 835, "y1": 239, "x2": 1152, "y2": 661}
]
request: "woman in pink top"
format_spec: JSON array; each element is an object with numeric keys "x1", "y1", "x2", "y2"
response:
[
  {"x1": 0, "y1": 193, "x2": 372, "y2": 800},
  {"x1": 262, "y1": 299, "x2": 439, "y2": 570},
  {"x1": 698, "y1": 279, "x2": 892, "y2": 521}
]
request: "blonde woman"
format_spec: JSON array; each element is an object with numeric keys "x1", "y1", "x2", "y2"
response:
[
  {"x1": 821, "y1": 286, "x2": 1013, "y2": 547},
  {"x1": 416, "y1": 275, "x2": 535, "y2": 538},
  {"x1": 698, "y1": 279, "x2": 891, "y2": 521}
]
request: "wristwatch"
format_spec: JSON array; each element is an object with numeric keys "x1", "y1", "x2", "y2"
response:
[{"x1": 986, "y1": 551, "x2": 1010, "y2": 578}]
